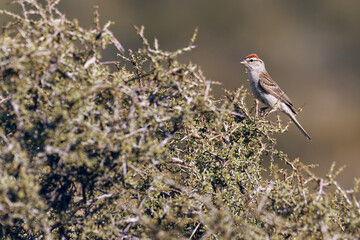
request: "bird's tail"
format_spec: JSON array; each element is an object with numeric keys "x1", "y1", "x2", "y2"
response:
[{"x1": 287, "y1": 113, "x2": 311, "y2": 141}]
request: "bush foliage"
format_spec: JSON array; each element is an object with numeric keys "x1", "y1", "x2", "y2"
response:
[{"x1": 1, "y1": 1, "x2": 360, "y2": 239}]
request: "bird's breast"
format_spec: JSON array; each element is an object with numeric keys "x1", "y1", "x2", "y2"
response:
[{"x1": 248, "y1": 75, "x2": 265, "y2": 103}]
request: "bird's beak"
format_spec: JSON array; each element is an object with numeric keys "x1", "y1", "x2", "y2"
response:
[{"x1": 240, "y1": 60, "x2": 247, "y2": 65}]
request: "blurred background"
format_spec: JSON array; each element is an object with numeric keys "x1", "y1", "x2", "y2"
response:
[{"x1": 1, "y1": 0, "x2": 360, "y2": 189}]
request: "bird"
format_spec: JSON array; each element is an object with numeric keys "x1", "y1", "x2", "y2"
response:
[{"x1": 240, "y1": 54, "x2": 311, "y2": 140}]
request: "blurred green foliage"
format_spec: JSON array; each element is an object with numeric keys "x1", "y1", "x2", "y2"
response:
[{"x1": 0, "y1": 1, "x2": 359, "y2": 239}]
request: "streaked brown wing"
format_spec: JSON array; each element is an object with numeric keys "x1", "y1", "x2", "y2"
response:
[{"x1": 258, "y1": 72, "x2": 297, "y2": 114}]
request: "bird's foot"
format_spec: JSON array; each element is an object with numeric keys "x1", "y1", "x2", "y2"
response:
[{"x1": 260, "y1": 107, "x2": 269, "y2": 117}]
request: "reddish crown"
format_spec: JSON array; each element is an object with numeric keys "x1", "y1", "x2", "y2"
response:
[{"x1": 245, "y1": 54, "x2": 259, "y2": 59}]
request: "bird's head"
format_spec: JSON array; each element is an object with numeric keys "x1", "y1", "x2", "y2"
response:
[{"x1": 240, "y1": 54, "x2": 265, "y2": 72}]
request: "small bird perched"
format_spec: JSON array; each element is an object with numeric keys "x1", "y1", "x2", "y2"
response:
[{"x1": 240, "y1": 54, "x2": 311, "y2": 140}]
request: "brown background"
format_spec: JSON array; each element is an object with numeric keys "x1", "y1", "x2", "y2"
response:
[{"x1": 1, "y1": 0, "x2": 360, "y2": 189}]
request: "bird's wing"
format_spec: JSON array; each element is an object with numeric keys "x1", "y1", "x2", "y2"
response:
[{"x1": 258, "y1": 72, "x2": 298, "y2": 114}]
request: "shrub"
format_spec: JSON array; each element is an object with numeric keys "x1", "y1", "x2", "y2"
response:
[{"x1": 0, "y1": 1, "x2": 359, "y2": 239}]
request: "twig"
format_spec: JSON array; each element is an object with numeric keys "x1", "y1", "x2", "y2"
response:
[
  {"x1": 125, "y1": 70, "x2": 154, "y2": 83},
  {"x1": 333, "y1": 180, "x2": 352, "y2": 206},
  {"x1": 257, "y1": 183, "x2": 274, "y2": 213},
  {"x1": 189, "y1": 222, "x2": 201, "y2": 239}
]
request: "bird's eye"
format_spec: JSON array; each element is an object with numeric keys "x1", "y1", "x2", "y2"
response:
[{"x1": 249, "y1": 59, "x2": 254, "y2": 62}]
